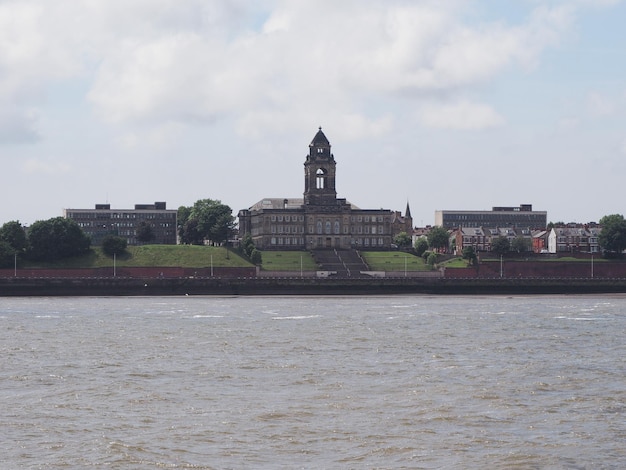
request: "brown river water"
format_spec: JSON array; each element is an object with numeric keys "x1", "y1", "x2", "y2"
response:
[{"x1": 1, "y1": 295, "x2": 624, "y2": 469}]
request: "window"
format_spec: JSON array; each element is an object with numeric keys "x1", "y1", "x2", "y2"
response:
[
  {"x1": 334, "y1": 220, "x2": 340, "y2": 234},
  {"x1": 317, "y1": 221, "x2": 323, "y2": 234},
  {"x1": 316, "y1": 168, "x2": 327, "y2": 189},
  {"x1": 325, "y1": 221, "x2": 331, "y2": 234}
]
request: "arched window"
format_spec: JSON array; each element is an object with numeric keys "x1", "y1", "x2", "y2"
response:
[{"x1": 316, "y1": 168, "x2": 327, "y2": 189}]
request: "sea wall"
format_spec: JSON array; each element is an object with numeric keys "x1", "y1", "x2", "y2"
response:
[
  {"x1": 445, "y1": 261, "x2": 626, "y2": 279},
  {"x1": 3, "y1": 276, "x2": 626, "y2": 296}
]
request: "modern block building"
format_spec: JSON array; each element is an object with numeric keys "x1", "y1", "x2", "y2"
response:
[
  {"x1": 435, "y1": 204, "x2": 547, "y2": 229},
  {"x1": 238, "y1": 128, "x2": 412, "y2": 250},
  {"x1": 63, "y1": 202, "x2": 177, "y2": 245}
]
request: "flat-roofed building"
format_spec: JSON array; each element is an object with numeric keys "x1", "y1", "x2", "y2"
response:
[
  {"x1": 435, "y1": 204, "x2": 547, "y2": 229},
  {"x1": 63, "y1": 202, "x2": 177, "y2": 245}
]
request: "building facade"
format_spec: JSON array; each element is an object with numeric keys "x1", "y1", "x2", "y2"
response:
[
  {"x1": 238, "y1": 128, "x2": 411, "y2": 250},
  {"x1": 64, "y1": 202, "x2": 177, "y2": 245},
  {"x1": 435, "y1": 204, "x2": 547, "y2": 229},
  {"x1": 452, "y1": 226, "x2": 541, "y2": 254},
  {"x1": 548, "y1": 224, "x2": 601, "y2": 254}
]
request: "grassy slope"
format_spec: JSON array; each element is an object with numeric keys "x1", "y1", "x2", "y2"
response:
[
  {"x1": 21, "y1": 245, "x2": 253, "y2": 269},
  {"x1": 20, "y1": 246, "x2": 435, "y2": 272},
  {"x1": 260, "y1": 251, "x2": 317, "y2": 271},
  {"x1": 361, "y1": 252, "x2": 431, "y2": 271}
]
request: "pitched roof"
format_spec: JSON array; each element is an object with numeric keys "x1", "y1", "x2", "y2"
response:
[{"x1": 310, "y1": 127, "x2": 330, "y2": 146}]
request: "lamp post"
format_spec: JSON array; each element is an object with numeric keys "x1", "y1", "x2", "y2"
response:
[
  {"x1": 14, "y1": 252, "x2": 17, "y2": 277},
  {"x1": 500, "y1": 255, "x2": 503, "y2": 278},
  {"x1": 591, "y1": 253, "x2": 594, "y2": 279},
  {"x1": 113, "y1": 252, "x2": 116, "y2": 277}
]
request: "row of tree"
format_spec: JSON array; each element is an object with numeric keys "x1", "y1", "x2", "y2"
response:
[{"x1": 0, "y1": 218, "x2": 91, "y2": 267}]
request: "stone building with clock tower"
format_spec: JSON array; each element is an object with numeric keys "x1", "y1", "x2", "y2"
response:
[{"x1": 238, "y1": 128, "x2": 412, "y2": 250}]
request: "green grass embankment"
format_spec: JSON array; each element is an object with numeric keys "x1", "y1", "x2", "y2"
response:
[
  {"x1": 259, "y1": 251, "x2": 317, "y2": 271},
  {"x1": 360, "y1": 252, "x2": 431, "y2": 271},
  {"x1": 20, "y1": 245, "x2": 253, "y2": 269}
]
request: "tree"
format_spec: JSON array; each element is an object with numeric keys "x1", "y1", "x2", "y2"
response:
[
  {"x1": 491, "y1": 236, "x2": 510, "y2": 256},
  {"x1": 427, "y1": 226, "x2": 450, "y2": 252},
  {"x1": 462, "y1": 246, "x2": 478, "y2": 266},
  {"x1": 414, "y1": 238, "x2": 428, "y2": 257},
  {"x1": 102, "y1": 235, "x2": 128, "y2": 256},
  {"x1": 136, "y1": 221, "x2": 155, "y2": 243},
  {"x1": 599, "y1": 214, "x2": 626, "y2": 256},
  {"x1": 27, "y1": 217, "x2": 91, "y2": 261},
  {"x1": 210, "y1": 212, "x2": 236, "y2": 246},
  {"x1": 250, "y1": 248, "x2": 262, "y2": 265},
  {"x1": 240, "y1": 233, "x2": 255, "y2": 258},
  {"x1": 0, "y1": 240, "x2": 14, "y2": 268},
  {"x1": 180, "y1": 218, "x2": 204, "y2": 245},
  {"x1": 0, "y1": 221, "x2": 28, "y2": 253},
  {"x1": 426, "y1": 252, "x2": 438, "y2": 266},
  {"x1": 394, "y1": 231, "x2": 412, "y2": 248},
  {"x1": 511, "y1": 236, "x2": 530, "y2": 254},
  {"x1": 179, "y1": 199, "x2": 235, "y2": 245}
]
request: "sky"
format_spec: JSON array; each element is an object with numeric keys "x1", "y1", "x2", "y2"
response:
[{"x1": 1, "y1": 0, "x2": 625, "y2": 228}]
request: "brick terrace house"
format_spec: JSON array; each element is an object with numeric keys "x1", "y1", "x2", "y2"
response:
[
  {"x1": 548, "y1": 224, "x2": 601, "y2": 254},
  {"x1": 238, "y1": 128, "x2": 412, "y2": 250}
]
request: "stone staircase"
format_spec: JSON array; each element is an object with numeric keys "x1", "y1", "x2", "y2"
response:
[{"x1": 311, "y1": 249, "x2": 370, "y2": 277}]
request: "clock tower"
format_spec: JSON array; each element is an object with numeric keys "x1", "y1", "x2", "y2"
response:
[{"x1": 303, "y1": 127, "x2": 337, "y2": 206}]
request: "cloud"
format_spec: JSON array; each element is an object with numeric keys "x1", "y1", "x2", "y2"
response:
[
  {"x1": 0, "y1": 107, "x2": 41, "y2": 143},
  {"x1": 586, "y1": 91, "x2": 615, "y2": 117},
  {"x1": 417, "y1": 100, "x2": 504, "y2": 130},
  {"x1": 21, "y1": 157, "x2": 71, "y2": 175},
  {"x1": 0, "y1": 0, "x2": 605, "y2": 144}
]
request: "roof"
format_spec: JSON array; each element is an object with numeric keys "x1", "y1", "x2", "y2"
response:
[
  {"x1": 247, "y1": 197, "x2": 362, "y2": 211},
  {"x1": 310, "y1": 127, "x2": 330, "y2": 147}
]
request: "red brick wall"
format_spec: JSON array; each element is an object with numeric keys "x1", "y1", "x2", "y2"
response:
[
  {"x1": 0, "y1": 266, "x2": 257, "y2": 278},
  {"x1": 445, "y1": 261, "x2": 626, "y2": 279}
]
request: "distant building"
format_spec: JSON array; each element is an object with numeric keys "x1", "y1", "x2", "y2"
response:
[
  {"x1": 435, "y1": 204, "x2": 547, "y2": 229},
  {"x1": 64, "y1": 202, "x2": 177, "y2": 245},
  {"x1": 238, "y1": 128, "x2": 411, "y2": 250},
  {"x1": 452, "y1": 226, "x2": 538, "y2": 254},
  {"x1": 548, "y1": 224, "x2": 601, "y2": 254}
]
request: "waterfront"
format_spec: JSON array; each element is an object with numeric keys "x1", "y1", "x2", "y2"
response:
[{"x1": 1, "y1": 295, "x2": 624, "y2": 468}]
